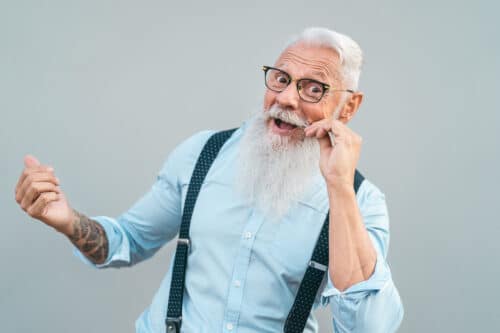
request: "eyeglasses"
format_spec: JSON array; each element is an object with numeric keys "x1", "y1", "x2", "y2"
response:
[{"x1": 262, "y1": 65, "x2": 354, "y2": 103}]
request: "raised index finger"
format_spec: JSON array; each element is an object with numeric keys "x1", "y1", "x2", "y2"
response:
[{"x1": 304, "y1": 118, "x2": 331, "y2": 135}]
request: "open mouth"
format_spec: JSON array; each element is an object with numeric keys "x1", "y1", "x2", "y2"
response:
[
  {"x1": 274, "y1": 118, "x2": 298, "y2": 131},
  {"x1": 268, "y1": 115, "x2": 307, "y2": 141}
]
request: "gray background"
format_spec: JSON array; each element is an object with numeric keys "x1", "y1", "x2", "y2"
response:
[{"x1": 1, "y1": 0, "x2": 499, "y2": 332}]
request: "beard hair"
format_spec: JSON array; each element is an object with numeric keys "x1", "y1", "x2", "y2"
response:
[{"x1": 236, "y1": 106, "x2": 321, "y2": 220}]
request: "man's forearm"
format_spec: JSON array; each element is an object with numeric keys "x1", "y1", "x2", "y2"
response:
[
  {"x1": 327, "y1": 183, "x2": 377, "y2": 291},
  {"x1": 66, "y1": 209, "x2": 109, "y2": 265}
]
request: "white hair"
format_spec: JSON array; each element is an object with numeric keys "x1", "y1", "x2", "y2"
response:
[
  {"x1": 237, "y1": 106, "x2": 320, "y2": 219},
  {"x1": 285, "y1": 27, "x2": 363, "y2": 90}
]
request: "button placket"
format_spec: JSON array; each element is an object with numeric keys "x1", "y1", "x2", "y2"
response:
[{"x1": 222, "y1": 211, "x2": 266, "y2": 332}]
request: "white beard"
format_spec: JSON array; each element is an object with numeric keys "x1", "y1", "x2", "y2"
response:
[{"x1": 236, "y1": 106, "x2": 320, "y2": 220}]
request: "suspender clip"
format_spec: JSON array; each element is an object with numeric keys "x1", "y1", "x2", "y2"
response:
[
  {"x1": 177, "y1": 238, "x2": 190, "y2": 250},
  {"x1": 308, "y1": 260, "x2": 327, "y2": 272},
  {"x1": 166, "y1": 316, "x2": 182, "y2": 333}
]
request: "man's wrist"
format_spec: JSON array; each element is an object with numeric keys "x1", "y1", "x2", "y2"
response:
[
  {"x1": 326, "y1": 178, "x2": 356, "y2": 195},
  {"x1": 55, "y1": 209, "x2": 77, "y2": 237}
]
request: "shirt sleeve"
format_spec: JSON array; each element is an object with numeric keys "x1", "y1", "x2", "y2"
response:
[
  {"x1": 319, "y1": 180, "x2": 404, "y2": 332},
  {"x1": 73, "y1": 130, "x2": 215, "y2": 268}
]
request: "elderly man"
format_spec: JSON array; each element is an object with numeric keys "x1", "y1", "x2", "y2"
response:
[{"x1": 15, "y1": 27, "x2": 404, "y2": 332}]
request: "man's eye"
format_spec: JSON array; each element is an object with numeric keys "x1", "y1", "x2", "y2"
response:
[
  {"x1": 306, "y1": 84, "x2": 322, "y2": 95},
  {"x1": 276, "y1": 75, "x2": 288, "y2": 84}
]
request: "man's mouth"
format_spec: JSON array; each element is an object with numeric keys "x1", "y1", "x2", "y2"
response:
[
  {"x1": 274, "y1": 118, "x2": 298, "y2": 130},
  {"x1": 265, "y1": 106, "x2": 309, "y2": 138},
  {"x1": 270, "y1": 117, "x2": 305, "y2": 138}
]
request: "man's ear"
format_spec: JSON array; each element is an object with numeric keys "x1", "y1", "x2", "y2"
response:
[{"x1": 339, "y1": 92, "x2": 364, "y2": 124}]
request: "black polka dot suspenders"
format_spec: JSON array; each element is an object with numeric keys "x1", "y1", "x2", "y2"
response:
[
  {"x1": 283, "y1": 171, "x2": 365, "y2": 333},
  {"x1": 165, "y1": 129, "x2": 365, "y2": 333},
  {"x1": 165, "y1": 129, "x2": 237, "y2": 333}
]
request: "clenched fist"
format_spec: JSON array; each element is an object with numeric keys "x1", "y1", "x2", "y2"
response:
[{"x1": 15, "y1": 154, "x2": 75, "y2": 235}]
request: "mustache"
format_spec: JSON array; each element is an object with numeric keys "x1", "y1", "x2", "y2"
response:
[{"x1": 266, "y1": 106, "x2": 310, "y2": 128}]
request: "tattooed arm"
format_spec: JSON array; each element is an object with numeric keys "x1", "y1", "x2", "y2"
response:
[
  {"x1": 67, "y1": 209, "x2": 109, "y2": 265},
  {"x1": 16, "y1": 133, "x2": 211, "y2": 268},
  {"x1": 14, "y1": 155, "x2": 108, "y2": 265}
]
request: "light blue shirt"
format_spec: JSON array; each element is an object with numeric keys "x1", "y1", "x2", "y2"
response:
[{"x1": 75, "y1": 121, "x2": 404, "y2": 333}]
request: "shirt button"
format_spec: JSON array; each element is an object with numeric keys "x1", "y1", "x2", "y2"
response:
[
  {"x1": 234, "y1": 280, "x2": 241, "y2": 287},
  {"x1": 226, "y1": 323, "x2": 234, "y2": 330},
  {"x1": 243, "y1": 231, "x2": 252, "y2": 239}
]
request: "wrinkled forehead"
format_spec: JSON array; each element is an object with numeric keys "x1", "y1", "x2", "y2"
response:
[{"x1": 273, "y1": 42, "x2": 342, "y2": 83}]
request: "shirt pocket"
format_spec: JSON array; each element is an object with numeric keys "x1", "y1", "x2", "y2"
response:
[{"x1": 267, "y1": 203, "x2": 328, "y2": 283}]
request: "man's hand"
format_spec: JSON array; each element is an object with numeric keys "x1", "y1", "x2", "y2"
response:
[
  {"x1": 15, "y1": 154, "x2": 75, "y2": 235},
  {"x1": 305, "y1": 119, "x2": 376, "y2": 291},
  {"x1": 304, "y1": 118, "x2": 362, "y2": 187}
]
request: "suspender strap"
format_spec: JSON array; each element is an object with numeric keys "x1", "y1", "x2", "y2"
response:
[
  {"x1": 165, "y1": 128, "x2": 366, "y2": 333},
  {"x1": 165, "y1": 128, "x2": 237, "y2": 333},
  {"x1": 283, "y1": 169, "x2": 365, "y2": 333}
]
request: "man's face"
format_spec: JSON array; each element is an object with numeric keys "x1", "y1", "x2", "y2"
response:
[{"x1": 263, "y1": 42, "x2": 346, "y2": 138}]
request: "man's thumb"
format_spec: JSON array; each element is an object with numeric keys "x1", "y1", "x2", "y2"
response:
[{"x1": 24, "y1": 154, "x2": 41, "y2": 168}]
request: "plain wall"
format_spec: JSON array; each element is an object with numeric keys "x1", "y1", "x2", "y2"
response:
[{"x1": 1, "y1": 0, "x2": 499, "y2": 332}]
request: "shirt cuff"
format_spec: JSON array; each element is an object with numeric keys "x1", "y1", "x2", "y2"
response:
[
  {"x1": 320, "y1": 254, "x2": 391, "y2": 305},
  {"x1": 72, "y1": 215, "x2": 131, "y2": 268}
]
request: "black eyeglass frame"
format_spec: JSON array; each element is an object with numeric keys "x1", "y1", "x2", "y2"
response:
[{"x1": 262, "y1": 65, "x2": 355, "y2": 103}]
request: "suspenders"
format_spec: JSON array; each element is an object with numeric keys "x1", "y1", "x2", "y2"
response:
[
  {"x1": 165, "y1": 129, "x2": 365, "y2": 333},
  {"x1": 165, "y1": 129, "x2": 237, "y2": 333},
  {"x1": 284, "y1": 170, "x2": 365, "y2": 333}
]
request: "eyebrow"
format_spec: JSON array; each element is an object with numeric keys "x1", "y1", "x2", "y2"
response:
[
  {"x1": 309, "y1": 71, "x2": 328, "y2": 82},
  {"x1": 276, "y1": 63, "x2": 328, "y2": 82}
]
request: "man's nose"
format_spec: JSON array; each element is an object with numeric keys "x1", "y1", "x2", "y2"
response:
[{"x1": 275, "y1": 83, "x2": 300, "y2": 110}]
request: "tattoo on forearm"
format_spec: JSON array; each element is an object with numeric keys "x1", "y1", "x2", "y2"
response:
[{"x1": 69, "y1": 209, "x2": 109, "y2": 264}]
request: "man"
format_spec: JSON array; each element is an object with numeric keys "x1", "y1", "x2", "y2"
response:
[{"x1": 15, "y1": 27, "x2": 404, "y2": 332}]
